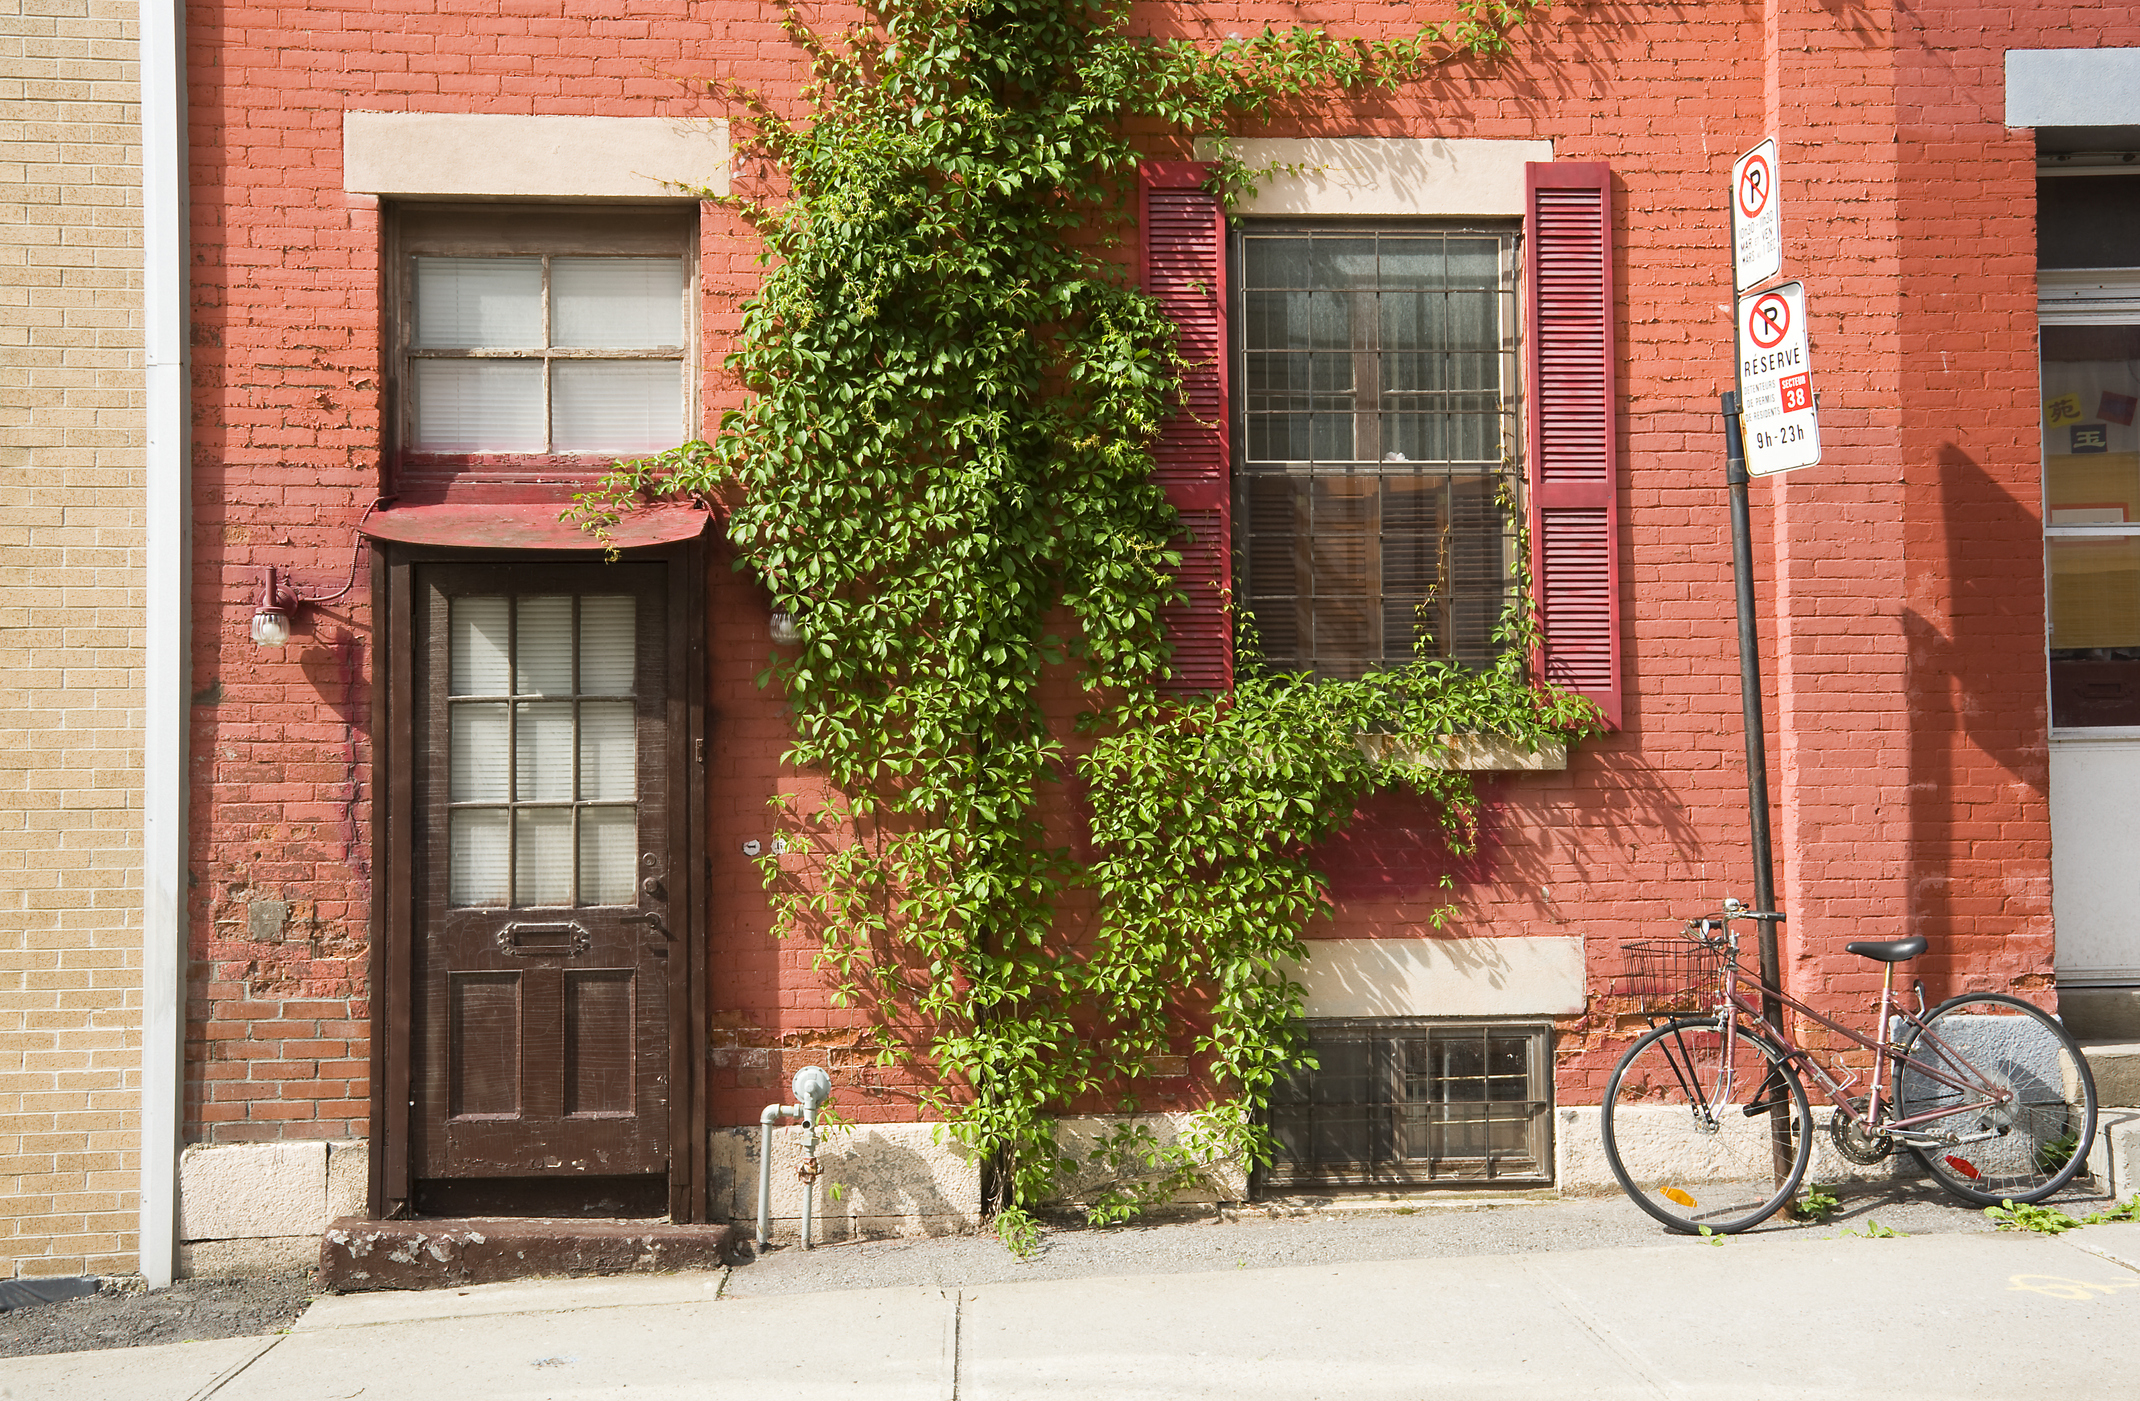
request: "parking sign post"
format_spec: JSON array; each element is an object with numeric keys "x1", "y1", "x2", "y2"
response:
[{"x1": 1723, "y1": 138, "x2": 1800, "y2": 1193}]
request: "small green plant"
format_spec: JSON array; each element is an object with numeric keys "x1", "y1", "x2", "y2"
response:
[
  {"x1": 1791, "y1": 1185, "x2": 1840, "y2": 1223},
  {"x1": 2082, "y1": 1193, "x2": 2140, "y2": 1224},
  {"x1": 2035, "y1": 1129, "x2": 2080, "y2": 1174},
  {"x1": 993, "y1": 1204, "x2": 1044, "y2": 1261},
  {"x1": 1986, "y1": 1198, "x2": 2085, "y2": 1234},
  {"x1": 1696, "y1": 1226, "x2": 1725, "y2": 1246},
  {"x1": 1846, "y1": 1219, "x2": 1905, "y2": 1239}
]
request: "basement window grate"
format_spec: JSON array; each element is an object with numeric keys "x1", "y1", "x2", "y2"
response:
[{"x1": 1261, "y1": 1020, "x2": 1553, "y2": 1191}]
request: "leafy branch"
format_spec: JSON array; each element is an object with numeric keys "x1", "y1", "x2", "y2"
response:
[{"x1": 581, "y1": 0, "x2": 1573, "y2": 1245}]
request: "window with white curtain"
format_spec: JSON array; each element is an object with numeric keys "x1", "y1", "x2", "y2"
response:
[{"x1": 394, "y1": 205, "x2": 695, "y2": 468}]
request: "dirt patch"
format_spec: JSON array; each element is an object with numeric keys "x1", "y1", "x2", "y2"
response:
[{"x1": 0, "y1": 1271, "x2": 316, "y2": 1358}]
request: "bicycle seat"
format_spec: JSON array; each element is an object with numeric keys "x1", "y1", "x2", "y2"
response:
[{"x1": 1844, "y1": 935, "x2": 1926, "y2": 963}]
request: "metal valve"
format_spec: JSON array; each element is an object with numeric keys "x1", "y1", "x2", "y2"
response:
[{"x1": 791, "y1": 1065, "x2": 832, "y2": 1119}]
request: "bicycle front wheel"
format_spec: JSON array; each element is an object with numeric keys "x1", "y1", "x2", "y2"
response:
[
  {"x1": 1601, "y1": 1019, "x2": 1812, "y2": 1234},
  {"x1": 1892, "y1": 993, "x2": 2097, "y2": 1205}
]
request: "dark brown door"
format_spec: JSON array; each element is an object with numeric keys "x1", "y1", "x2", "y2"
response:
[{"x1": 410, "y1": 562, "x2": 674, "y2": 1181}]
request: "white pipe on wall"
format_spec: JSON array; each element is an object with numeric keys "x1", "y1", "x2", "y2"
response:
[{"x1": 138, "y1": 0, "x2": 190, "y2": 1290}]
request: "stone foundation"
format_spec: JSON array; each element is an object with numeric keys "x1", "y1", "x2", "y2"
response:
[{"x1": 177, "y1": 1141, "x2": 368, "y2": 1278}]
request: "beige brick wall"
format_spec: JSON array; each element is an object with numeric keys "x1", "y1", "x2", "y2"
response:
[{"x1": 0, "y1": 0, "x2": 145, "y2": 1279}]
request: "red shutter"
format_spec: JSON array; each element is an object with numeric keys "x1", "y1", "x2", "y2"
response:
[
  {"x1": 1140, "y1": 162, "x2": 1232, "y2": 693},
  {"x1": 1524, "y1": 162, "x2": 1621, "y2": 729}
]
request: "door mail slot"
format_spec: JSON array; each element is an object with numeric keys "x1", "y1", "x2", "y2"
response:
[{"x1": 495, "y1": 921, "x2": 591, "y2": 958}]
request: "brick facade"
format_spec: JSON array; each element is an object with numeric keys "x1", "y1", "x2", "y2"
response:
[
  {"x1": 1, "y1": 0, "x2": 145, "y2": 1278},
  {"x1": 12, "y1": 0, "x2": 2129, "y2": 1264},
  {"x1": 179, "y1": 0, "x2": 2114, "y2": 1125}
]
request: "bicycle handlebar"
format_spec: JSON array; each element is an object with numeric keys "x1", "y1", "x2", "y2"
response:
[{"x1": 1715, "y1": 900, "x2": 1785, "y2": 923}]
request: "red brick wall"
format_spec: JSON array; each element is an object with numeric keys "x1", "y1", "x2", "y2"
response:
[{"x1": 183, "y1": 0, "x2": 2130, "y2": 1140}]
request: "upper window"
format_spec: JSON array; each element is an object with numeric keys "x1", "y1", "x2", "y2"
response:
[
  {"x1": 391, "y1": 205, "x2": 695, "y2": 498},
  {"x1": 2038, "y1": 171, "x2": 2140, "y2": 730},
  {"x1": 2043, "y1": 317, "x2": 2140, "y2": 728},
  {"x1": 1234, "y1": 224, "x2": 1521, "y2": 680}
]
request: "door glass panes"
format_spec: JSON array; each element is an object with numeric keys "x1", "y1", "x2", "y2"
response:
[
  {"x1": 410, "y1": 254, "x2": 688, "y2": 454},
  {"x1": 2043, "y1": 323, "x2": 2140, "y2": 726},
  {"x1": 446, "y1": 594, "x2": 639, "y2": 906},
  {"x1": 1239, "y1": 227, "x2": 1519, "y2": 679}
]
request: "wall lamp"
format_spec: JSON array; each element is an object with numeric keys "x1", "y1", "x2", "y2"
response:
[
  {"x1": 249, "y1": 567, "x2": 302, "y2": 647},
  {"x1": 248, "y1": 508, "x2": 376, "y2": 648}
]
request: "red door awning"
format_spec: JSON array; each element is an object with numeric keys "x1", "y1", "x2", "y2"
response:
[{"x1": 360, "y1": 502, "x2": 713, "y2": 551}]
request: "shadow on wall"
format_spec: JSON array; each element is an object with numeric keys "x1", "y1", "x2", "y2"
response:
[
  {"x1": 1311, "y1": 748, "x2": 1708, "y2": 928},
  {"x1": 710, "y1": 1123, "x2": 981, "y2": 1241},
  {"x1": 1904, "y1": 444, "x2": 2048, "y2": 999},
  {"x1": 1287, "y1": 931, "x2": 1586, "y2": 1022}
]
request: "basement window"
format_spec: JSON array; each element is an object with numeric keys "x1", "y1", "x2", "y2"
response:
[{"x1": 1262, "y1": 1020, "x2": 1552, "y2": 1191}]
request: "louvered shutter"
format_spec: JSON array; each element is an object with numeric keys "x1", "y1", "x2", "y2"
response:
[
  {"x1": 1524, "y1": 162, "x2": 1621, "y2": 729},
  {"x1": 1140, "y1": 162, "x2": 1232, "y2": 693}
]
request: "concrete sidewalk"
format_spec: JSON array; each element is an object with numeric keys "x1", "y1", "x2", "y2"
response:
[{"x1": 7, "y1": 1222, "x2": 2138, "y2": 1400}]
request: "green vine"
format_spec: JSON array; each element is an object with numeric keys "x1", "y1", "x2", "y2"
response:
[{"x1": 581, "y1": 0, "x2": 1591, "y2": 1246}]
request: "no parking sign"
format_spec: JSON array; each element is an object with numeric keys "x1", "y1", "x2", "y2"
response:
[
  {"x1": 1735, "y1": 280, "x2": 1821, "y2": 477},
  {"x1": 1732, "y1": 138, "x2": 1781, "y2": 291}
]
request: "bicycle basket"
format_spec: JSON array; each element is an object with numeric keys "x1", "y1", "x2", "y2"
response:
[{"x1": 1612, "y1": 936, "x2": 1728, "y2": 1014}]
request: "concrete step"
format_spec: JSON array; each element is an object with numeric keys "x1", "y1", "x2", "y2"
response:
[
  {"x1": 320, "y1": 1216, "x2": 745, "y2": 1293},
  {"x1": 2061, "y1": 986, "x2": 2140, "y2": 1040},
  {"x1": 2079, "y1": 1040, "x2": 2140, "y2": 1108}
]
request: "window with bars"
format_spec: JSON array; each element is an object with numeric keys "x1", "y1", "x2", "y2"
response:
[
  {"x1": 445, "y1": 593, "x2": 641, "y2": 908},
  {"x1": 1263, "y1": 1021, "x2": 1552, "y2": 1190},
  {"x1": 391, "y1": 205, "x2": 695, "y2": 494},
  {"x1": 1235, "y1": 225, "x2": 1521, "y2": 680}
]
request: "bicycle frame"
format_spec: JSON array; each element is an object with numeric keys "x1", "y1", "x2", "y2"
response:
[{"x1": 1695, "y1": 922, "x2": 2015, "y2": 1146}]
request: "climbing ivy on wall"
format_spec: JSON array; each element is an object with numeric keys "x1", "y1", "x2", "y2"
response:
[{"x1": 584, "y1": 0, "x2": 1593, "y2": 1246}]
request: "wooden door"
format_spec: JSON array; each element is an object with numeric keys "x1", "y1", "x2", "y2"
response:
[{"x1": 410, "y1": 562, "x2": 675, "y2": 1182}]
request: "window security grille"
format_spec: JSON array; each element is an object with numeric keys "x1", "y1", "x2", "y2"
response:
[
  {"x1": 1235, "y1": 225, "x2": 1522, "y2": 680},
  {"x1": 1263, "y1": 1020, "x2": 1552, "y2": 1191}
]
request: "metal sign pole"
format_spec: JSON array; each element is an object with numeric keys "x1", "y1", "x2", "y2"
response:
[{"x1": 1721, "y1": 390, "x2": 1792, "y2": 1186}]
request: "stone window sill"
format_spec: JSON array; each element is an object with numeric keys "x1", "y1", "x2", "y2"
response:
[{"x1": 1353, "y1": 733, "x2": 1569, "y2": 772}]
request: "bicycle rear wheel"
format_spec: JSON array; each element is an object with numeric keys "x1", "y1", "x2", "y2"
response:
[
  {"x1": 1892, "y1": 993, "x2": 2097, "y2": 1205},
  {"x1": 1601, "y1": 1018, "x2": 1812, "y2": 1234}
]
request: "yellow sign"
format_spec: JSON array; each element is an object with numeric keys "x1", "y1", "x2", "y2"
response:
[{"x1": 2046, "y1": 394, "x2": 2084, "y2": 426}]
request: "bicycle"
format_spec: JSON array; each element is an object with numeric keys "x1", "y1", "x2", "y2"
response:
[{"x1": 1599, "y1": 899, "x2": 2100, "y2": 1234}]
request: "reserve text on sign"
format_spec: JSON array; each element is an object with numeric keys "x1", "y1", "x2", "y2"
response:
[{"x1": 1734, "y1": 279, "x2": 1821, "y2": 476}]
